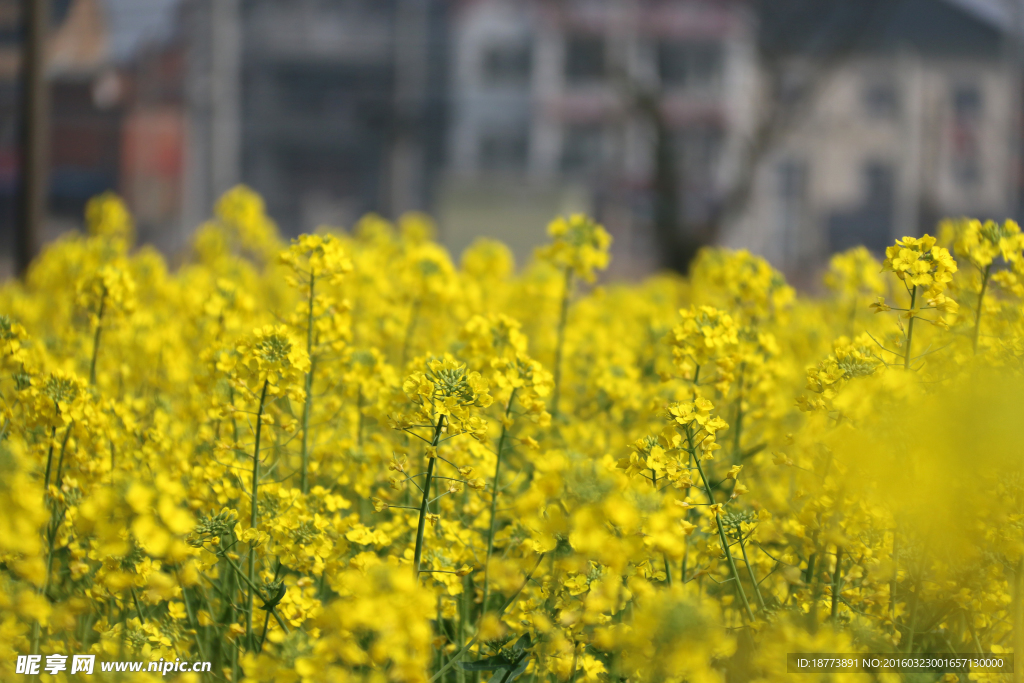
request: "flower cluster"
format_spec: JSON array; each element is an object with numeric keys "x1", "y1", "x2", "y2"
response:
[
  {"x1": 950, "y1": 217, "x2": 1023, "y2": 269},
  {"x1": 882, "y1": 234, "x2": 957, "y2": 294},
  {"x1": 0, "y1": 187, "x2": 1021, "y2": 683},
  {"x1": 670, "y1": 305, "x2": 739, "y2": 369},
  {"x1": 232, "y1": 325, "x2": 311, "y2": 395},
  {"x1": 535, "y1": 214, "x2": 612, "y2": 283}
]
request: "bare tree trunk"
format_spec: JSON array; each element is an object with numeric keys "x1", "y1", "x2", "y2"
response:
[
  {"x1": 645, "y1": 97, "x2": 684, "y2": 272},
  {"x1": 16, "y1": 0, "x2": 51, "y2": 278},
  {"x1": 704, "y1": 0, "x2": 894, "y2": 249}
]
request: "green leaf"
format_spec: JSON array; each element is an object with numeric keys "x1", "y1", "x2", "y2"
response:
[
  {"x1": 487, "y1": 670, "x2": 510, "y2": 683},
  {"x1": 511, "y1": 634, "x2": 532, "y2": 653},
  {"x1": 504, "y1": 655, "x2": 530, "y2": 682},
  {"x1": 457, "y1": 655, "x2": 510, "y2": 672}
]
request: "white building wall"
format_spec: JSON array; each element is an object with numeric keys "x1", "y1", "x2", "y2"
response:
[{"x1": 726, "y1": 51, "x2": 1018, "y2": 276}]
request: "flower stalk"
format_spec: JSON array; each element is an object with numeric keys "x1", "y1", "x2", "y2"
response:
[
  {"x1": 300, "y1": 271, "x2": 316, "y2": 494},
  {"x1": 246, "y1": 379, "x2": 270, "y2": 648},
  {"x1": 973, "y1": 264, "x2": 991, "y2": 355},
  {"x1": 550, "y1": 267, "x2": 572, "y2": 417},
  {"x1": 413, "y1": 414, "x2": 446, "y2": 576},
  {"x1": 88, "y1": 290, "x2": 106, "y2": 386},
  {"x1": 689, "y1": 429, "x2": 754, "y2": 622},
  {"x1": 481, "y1": 388, "x2": 516, "y2": 611},
  {"x1": 903, "y1": 286, "x2": 917, "y2": 370}
]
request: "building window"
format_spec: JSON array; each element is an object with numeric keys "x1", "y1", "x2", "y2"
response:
[
  {"x1": 953, "y1": 84, "x2": 983, "y2": 119},
  {"x1": 863, "y1": 80, "x2": 899, "y2": 119},
  {"x1": 828, "y1": 160, "x2": 895, "y2": 254},
  {"x1": 951, "y1": 83, "x2": 982, "y2": 187},
  {"x1": 565, "y1": 33, "x2": 606, "y2": 85},
  {"x1": 561, "y1": 123, "x2": 604, "y2": 173},
  {"x1": 481, "y1": 42, "x2": 532, "y2": 86},
  {"x1": 276, "y1": 66, "x2": 347, "y2": 116},
  {"x1": 478, "y1": 127, "x2": 529, "y2": 172},
  {"x1": 864, "y1": 161, "x2": 895, "y2": 208},
  {"x1": 674, "y1": 127, "x2": 723, "y2": 179},
  {"x1": 657, "y1": 40, "x2": 723, "y2": 91}
]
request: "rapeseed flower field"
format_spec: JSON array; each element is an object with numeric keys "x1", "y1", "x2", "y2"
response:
[{"x1": 1, "y1": 186, "x2": 1023, "y2": 682}]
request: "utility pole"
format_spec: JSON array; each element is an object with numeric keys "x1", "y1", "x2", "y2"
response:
[
  {"x1": 16, "y1": 0, "x2": 51, "y2": 277},
  {"x1": 182, "y1": 0, "x2": 241, "y2": 236},
  {"x1": 210, "y1": 0, "x2": 241, "y2": 201}
]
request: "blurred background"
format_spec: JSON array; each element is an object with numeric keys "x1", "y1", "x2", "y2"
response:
[{"x1": 2, "y1": 0, "x2": 1023, "y2": 284}]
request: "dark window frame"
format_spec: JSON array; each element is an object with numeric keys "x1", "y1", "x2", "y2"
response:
[
  {"x1": 564, "y1": 33, "x2": 607, "y2": 86},
  {"x1": 657, "y1": 39, "x2": 724, "y2": 90}
]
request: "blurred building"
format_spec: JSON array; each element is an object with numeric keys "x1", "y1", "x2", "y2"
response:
[
  {"x1": 0, "y1": 0, "x2": 186, "y2": 272},
  {"x1": 117, "y1": 3, "x2": 186, "y2": 254},
  {"x1": 442, "y1": 0, "x2": 757, "y2": 274},
  {"x1": 0, "y1": 0, "x2": 122, "y2": 256},
  {"x1": 188, "y1": 0, "x2": 449, "y2": 238},
  {"x1": 727, "y1": 0, "x2": 1024, "y2": 279}
]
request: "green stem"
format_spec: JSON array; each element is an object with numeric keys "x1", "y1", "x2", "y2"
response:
[
  {"x1": 807, "y1": 535, "x2": 827, "y2": 632},
  {"x1": 259, "y1": 609, "x2": 272, "y2": 652},
  {"x1": 222, "y1": 551, "x2": 265, "y2": 603},
  {"x1": 176, "y1": 572, "x2": 208, "y2": 662},
  {"x1": 458, "y1": 576, "x2": 468, "y2": 683},
  {"x1": 831, "y1": 546, "x2": 844, "y2": 621},
  {"x1": 43, "y1": 425, "x2": 56, "y2": 489},
  {"x1": 356, "y1": 387, "x2": 365, "y2": 448},
  {"x1": 300, "y1": 271, "x2": 316, "y2": 494},
  {"x1": 246, "y1": 380, "x2": 270, "y2": 649},
  {"x1": 973, "y1": 264, "x2": 991, "y2": 355},
  {"x1": 213, "y1": 538, "x2": 238, "y2": 675},
  {"x1": 966, "y1": 610, "x2": 984, "y2": 654},
  {"x1": 88, "y1": 291, "x2": 106, "y2": 386},
  {"x1": 229, "y1": 386, "x2": 239, "y2": 444},
  {"x1": 904, "y1": 579, "x2": 920, "y2": 653},
  {"x1": 690, "y1": 430, "x2": 754, "y2": 622},
  {"x1": 902, "y1": 533, "x2": 930, "y2": 653},
  {"x1": 130, "y1": 586, "x2": 146, "y2": 624},
  {"x1": 681, "y1": 531, "x2": 689, "y2": 583},
  {"x1": 550, "y1": 268, "x2": 573, "y2": 417},
  {"x1": 738, "y1": 533, "x2": 766, "y2": 612},
  {"x1": 54, "y1": 422, "x2": 73, "y2": 489},
  {"x1": 31, "y1": 510, "x2": 62, "y2": 656},
  {"x1": 889, "y1": 526, "x2": 898, "y2": 622},
  {"x1": 435, "y1": 593, "x2": 443, "y2": 673},
  {"x1": 413, "y1": 414, "x2": 446, "y2": 576},
  {"x1": 36, "y1": 435, "x2": 68, "y2": 658},
  {"x1": 650, "y1": 469, "x2": 672, "y2": 586},
  {"x1": 429, "y1": 553, "x2": 546, "y2": 683},
  {"x1": 903, "y1": 286, "x2": 917, "y2": 370},
  {"x1": 732, "y1": 364, "x2": 745, "y2": 458},
  {"x1": 481, "y1": 389, "x2": 516, "y2": 612}
]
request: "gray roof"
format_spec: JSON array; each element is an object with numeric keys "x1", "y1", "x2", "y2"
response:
[
  {"x1": 943, "y1": 0, "x2": 1019, "y2": 32},
  {"x1": 760, "y1": 0, "x2": 1015, "y2": 58}
]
